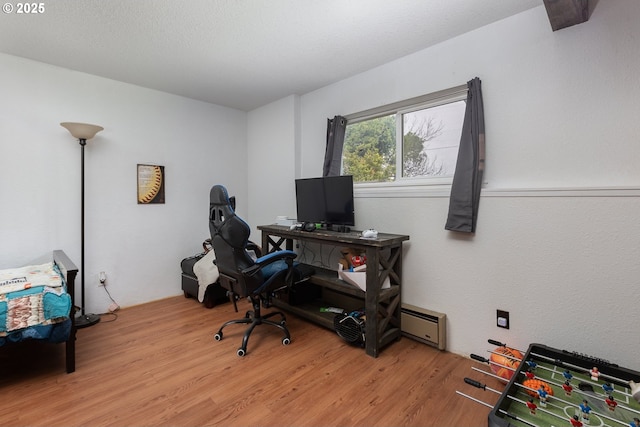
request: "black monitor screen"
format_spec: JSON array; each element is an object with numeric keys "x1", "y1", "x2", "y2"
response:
[{"x1": 295, "y1": 175, "x2": 355, "y2": 226}]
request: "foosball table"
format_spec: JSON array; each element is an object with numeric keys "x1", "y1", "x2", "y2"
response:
[{"x1": 458, "y1": 340, "x2": 640, "y2": 427}]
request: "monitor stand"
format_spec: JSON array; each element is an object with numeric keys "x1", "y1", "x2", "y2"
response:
[{"x1": 326, "y1": 224, "x2": 351, "y2": 233}]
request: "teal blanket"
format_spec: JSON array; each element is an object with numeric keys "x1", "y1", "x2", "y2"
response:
[{"x1": 0, "y1": 262, "x2": 71, "y2": 334}]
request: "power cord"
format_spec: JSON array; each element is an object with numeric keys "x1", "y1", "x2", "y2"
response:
[
  {"x1": 98, "y1": 272, "x2": 121, "y2": 316},
  {"x1": 98, "y1": 311, "x2": 118, "y2": 323}
]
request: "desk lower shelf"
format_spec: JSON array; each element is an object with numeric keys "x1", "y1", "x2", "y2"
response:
[
  {"x1": 271, "y1": 299, "x2": 335, "y2": 330},
  {"x1": 303, "y1": 265, "x2": 399, "y2": 299},
  {"x1": 271, "y1": 296, "x2": 402, "y2": 353},
  {"x1": 271, "y1": 264, "x2": 403, "y2": 355}
]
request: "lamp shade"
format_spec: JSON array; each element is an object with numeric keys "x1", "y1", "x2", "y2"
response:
[{"x1": 60, "y1": 122, "x2": 104, "y2": 140}]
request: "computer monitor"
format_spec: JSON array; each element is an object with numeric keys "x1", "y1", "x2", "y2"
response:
[{"x1": 295, "y1": 175, "x2": 355, "y2": 230}]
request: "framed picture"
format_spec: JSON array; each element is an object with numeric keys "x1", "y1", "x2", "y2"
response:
[{"x1": 137, "y1": 164, "x2": 165, "y2": 204}]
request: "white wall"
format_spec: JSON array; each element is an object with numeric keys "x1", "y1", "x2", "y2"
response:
[
  {"x1": 246, "y1": 95, "x2": 299, "y2": 239},
  {"x1": 252, "y1": 1, "x2": 640, "y2": 368},
  {"x1": 2, "y1": 0, "x2": 638, "y2": 369},
  {"x1": 0, "y1": 54, "x2": 248, "y2": 313}
]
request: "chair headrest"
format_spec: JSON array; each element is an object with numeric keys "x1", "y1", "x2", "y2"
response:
[
  {"x1": 210, "y1": 185, "x2": 231, "y2": 207},
  {"x1": 209, "y1": 184, "x2": 250, "y2": 250}
]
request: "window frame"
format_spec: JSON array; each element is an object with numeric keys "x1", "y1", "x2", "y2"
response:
[{"x1": 343, "y1": 84, "x2": 468, "y2": 196}]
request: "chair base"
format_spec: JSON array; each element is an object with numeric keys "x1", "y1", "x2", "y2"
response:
[{"x1": 213, "y1": 297, "x2": 291, "y2": 356}]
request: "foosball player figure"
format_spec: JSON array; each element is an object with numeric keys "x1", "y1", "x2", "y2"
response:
[
  {"x1": 537, "y1": 386, "x2": 549, "y2": 407},
  {"x1": 563, "y1": 380, "x2": 573, "y2": 396},
  {"x1": 563, "y1": 369, "x2": 573, "y2": 382},
  {"x1": 602, "y1": 382, "x2": 614, "y2": 395},
  {"x1": 631, "y1": 417, "x2": 640, "y2": 427},
  {"x1": 579, "y1": 400, "x2": 592, "y2": 424},
  {"x1": 526, "y1": 398, "x2": 537, "y2": 415},
  {"x1": 524, "y1": 368, "x2": 535, "y2": 380},
  {"x1": 570, "y1": 415, "x2": 583, "y2": 427},
  {"x1": 590, "y1": 367, "x2": 600, "y2": 381},
  {"x1": 525, "y1": 359, "x2": 537, "y2": 370},
  {"x1": 605, "y1": 395, "x2": 617, "y2": 411},
  {"x1": 630, "y1": 380, "x2": 640, "y2": 403}
]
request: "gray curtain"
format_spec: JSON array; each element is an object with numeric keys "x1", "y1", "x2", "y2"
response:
[
  {"x1": 445, "y1": 77, "x2": 485, "y2": 233},
  {"x1": 323, "y1": 115, "x2": 347, "y2": 177}
]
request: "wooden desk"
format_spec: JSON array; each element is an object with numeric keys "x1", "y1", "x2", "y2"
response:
[{"x1": 258, "y1": 224, "x2": 409, "y2": 357}]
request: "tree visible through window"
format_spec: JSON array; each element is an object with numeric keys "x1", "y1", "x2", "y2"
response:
[
  {"x1": 343, "y1": 115, "x2": 395, "y2": 182},
  {"x1": 343, "y1": 98, "x2": 466, "y2": 184}
]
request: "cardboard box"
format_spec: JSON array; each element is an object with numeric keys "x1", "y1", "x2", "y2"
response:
[{"x1": 337, "y1": 264, "x2": 390, "y2": 292}]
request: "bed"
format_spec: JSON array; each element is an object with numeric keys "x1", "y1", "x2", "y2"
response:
[{"x1": 0, "y1": 250, "x2": 78, "y2": 373}]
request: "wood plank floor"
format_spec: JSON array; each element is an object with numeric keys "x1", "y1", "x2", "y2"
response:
[{"x1": 0, "y1": 296, "x2": 504, "y2": 426}]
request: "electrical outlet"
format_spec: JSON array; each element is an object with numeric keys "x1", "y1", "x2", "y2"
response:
[
  {"x1": 98, "y1": 271, "x2": 107, "y2": 286},
  {"x1": 497, "y1": 309, "x2": 509, "y2": 329}
]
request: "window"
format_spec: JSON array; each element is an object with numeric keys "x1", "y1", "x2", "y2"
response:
[{"x1": 342, "y1": 86, "x2": 467, "y2": 185}]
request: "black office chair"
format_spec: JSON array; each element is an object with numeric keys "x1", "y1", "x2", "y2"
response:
[{"x1": 209, "y1": 184, "x2": 297, "y2": 356}]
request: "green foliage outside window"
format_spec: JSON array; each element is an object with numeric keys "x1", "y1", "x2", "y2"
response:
[
  {"x1": 343, "y1": 115, "x2": 395, "y2": 182},
  {"x1": 342, "y1": 99, "x2": 465, "y2": 183}
]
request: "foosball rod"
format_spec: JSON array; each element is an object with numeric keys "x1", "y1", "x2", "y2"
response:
[
  {"x1": 477, "y1": 349, "x2": 633, "y2": 406},
  {"x1": 471, "y1": 366, "x2": 509, "y2": 382},
  {"x1": 477, "y1": 347, "x2": 635, "y2": 426},
  {"x1": 456, "y1": 384, "x2": 541, "y2": 427},
  {"x1": 488, "y1": 339, "x2": 525, "y2": 353},
  {"x1": 511, "y1": 381, "x2": 631, "y2": 426},
  {"x1": 464, "y1": 378, "x2": 564, "y2": 426},
  {"x1": 471, "y1": 353, "x2": 517, "y2": 372},
  {"x1": 488, "y1": 339, "x2": 612, "y2": 379},
  {"x1": 469, "y1": 359, "x2": 632, "y2": 427},
  {"x1": 505, "y1": 392, "x2": 573, "y2": 426},
  {"x1": 488, "y1": 339, "x2": 632, "y2": 391},
  {"x1": 483, "y1": 348, "x2": 557, "y2": 385},
  {"x1": 516, "y1": 367, "x2": 637, "y2": 411},
  {"x1": 484, "y1": 341, "x2": 638, "y2": 419},
  {"x1": 485, "y1": 341, "x2": 551, "y2": 376},
  {"x1": 495, "y1": 409, "x2": 540, "y2": 427},
  {"x1": 483, "y1": 350, "x2": 634, "y2": 401},
  {"x1": 528, "y1": 350, "x2": 631, "y2": 385},
  {"x1": 454, "y1": 392, "x2": 541, "y2": 427},
  {"x1": 472, "y1": 362, "x2": 640, "y2": 423},
  {"x1": 454, "y1": 391, "x2": 493, "y2": 408},
  {"x1": 464, "y1": 377, "x2": 504, "y2": 395},
  {"x1": 482, "y1": 347, "x2": 553, "y2": 374}
]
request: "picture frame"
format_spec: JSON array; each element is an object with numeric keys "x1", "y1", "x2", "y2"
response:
[{"x1": 137, "y1": 164, "x2": 165, "y2": 204}]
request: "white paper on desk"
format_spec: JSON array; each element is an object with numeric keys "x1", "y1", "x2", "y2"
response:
[{"x1": 337, "y1": 264, "x2": 390, "y2": 292}]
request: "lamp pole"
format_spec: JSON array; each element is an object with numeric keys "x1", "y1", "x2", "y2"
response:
[
  {"x1": 79, "y1": 137, "x2": 86, "y2": 318},
  {"x1": 60, "y1": 122, "x2": 103, "y2": 328}
]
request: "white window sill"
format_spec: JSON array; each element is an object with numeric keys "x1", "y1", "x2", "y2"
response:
[{"x1": 355, "y1": 183, "x2": 640, "y2": 199}]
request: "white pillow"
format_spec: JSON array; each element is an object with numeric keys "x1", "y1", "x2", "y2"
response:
[{"x1": 193, "y1": 250, "x2": 219, "y2": 287}]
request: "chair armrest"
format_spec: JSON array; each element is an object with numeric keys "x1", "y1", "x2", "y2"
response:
[
  {"x1": 255, "y1": 250, "x2": 296, "y2": 265},
  {"x1": 241, "y1": 250, "x2": 296, "y2": 276}
]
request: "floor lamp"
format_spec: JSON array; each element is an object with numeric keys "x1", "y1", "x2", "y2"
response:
[{"x1": 61, "y1": 122, "x2": 104, "y2": 329}]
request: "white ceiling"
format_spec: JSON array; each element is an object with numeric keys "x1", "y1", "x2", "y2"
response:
[{"x1": 0, "y1": 0, "x2": 542, "y2": 111}]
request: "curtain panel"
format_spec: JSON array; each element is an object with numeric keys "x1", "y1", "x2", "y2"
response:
[
  {"x1": 323, "y1": 115, "x2": 347, "y2": 177},
  {"x1": 445, "y1": 77, "x2": 485, "y2": 233}
]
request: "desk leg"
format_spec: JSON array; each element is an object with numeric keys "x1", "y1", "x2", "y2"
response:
[
  {"x1": 364, "y1": 247, "x2": 380, "y2": 357},
  {"x1": 262, "y1": 233, "x2": 293, "y2": 254},
  {"x1": 364, "y1": 245, "x2": 404, "y2": 358}
]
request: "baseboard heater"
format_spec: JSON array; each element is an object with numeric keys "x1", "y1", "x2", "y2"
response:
[{"x1": 401, "y1": 304, "x2": 446, "y2": 350}]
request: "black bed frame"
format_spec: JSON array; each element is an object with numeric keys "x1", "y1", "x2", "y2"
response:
[{"x1": 52, "y1": 249, "x2": 78, "y2": 373}]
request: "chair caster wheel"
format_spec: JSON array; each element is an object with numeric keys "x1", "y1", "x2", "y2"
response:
[
  {"x1": 237, "y1": 348, "x2": 246, "y2": 357},
  {"x1": 214, "y1": 332, "x2": 223, "y2": 341},
  {"x1": 282, "y1": 337, "x2": 291, "y2": 346}
]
